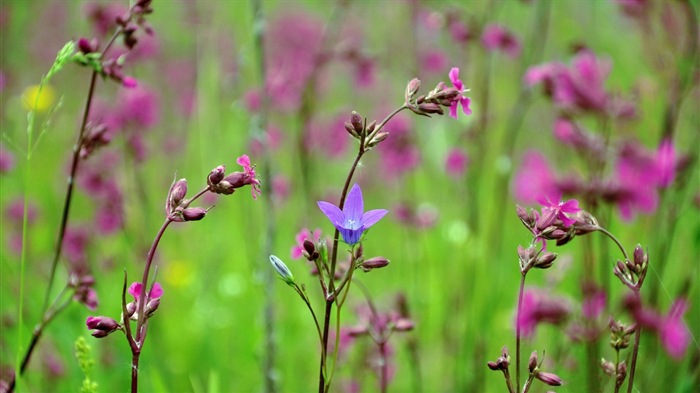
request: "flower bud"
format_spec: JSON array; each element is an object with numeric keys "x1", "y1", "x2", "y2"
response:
[
  {"x1": 208, "y1": 165, "x2": 226, "y2": 186},
  {"x1": 344, "y1": 121, "x2": 359, "y2": 138},
  {"x1": 405, "y1": 78, "x2": 421, "y2": 102},
  {"x1": 417, "y1": 102, "x2": 443, "y2": 115},
  {"x1": 145, "y1": 298, "x2": 161, "y2": 318},
  {"x1": 600, "y1": 358, "x2": 615, "y2": 376},
  {"x1": 534, "y1": 371, "x2": 563, "y2": 386},
  {"x1": 77, "y1": 37, "x2": 98, "y2": 54},
  {"x1": 183, "y1": 207, "x2": 207, "y2": 221},
  {"x1": 360, "y1": 257, "x2": 390, "y2": 272},
  {"x1": 366, "y1": 120, "x2": 377, "y2": 134},
  {"x1": 86, "y1": 316, "x2": 120, "y2": 338},
  {"x1": 270, "y1": 255, "x2": 295, "y2": 285},
  {"x1": 350, "y1": 111, "x2": 363, "y2": 134},
  {"x1": 528, "y1": 351, "x2": 538, "y2": 373},
  {"x1": 303, "y1": 240, "x2": 318, "y2": 260},
  {"x1": 367, "y1": 132, "x2": 389, "y2": 148},
  {"x1": 167, "y1": 179, "x2": 188, "y2": 213},
  {"x1": 633, "y1": 244, "x2": 647, "y2": 268},
  {"x1": 534, "y1": 252, "x2": 557, "y2": 269},
  {"x1": 536, "y1": 208, "x2": 558, "y2": 230},
  {"x1": 125, "y1": 302, "x2": 137, "y2": 318}
]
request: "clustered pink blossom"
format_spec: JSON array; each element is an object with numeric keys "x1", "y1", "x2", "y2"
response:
[
  {"x1": 481, "y1": 23, "x2": 521, "y2": 58},
  {"x1": 517, "y1": 288, "x2": 571, "y2": 337}
]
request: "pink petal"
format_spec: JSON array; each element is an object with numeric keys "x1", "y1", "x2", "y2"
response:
[
  {"x1": 149, "y1": 282, "x2": 163, "y2": 299},
  {"x1": 128, "y1": 282, "x2": 142, "y2": 298}
]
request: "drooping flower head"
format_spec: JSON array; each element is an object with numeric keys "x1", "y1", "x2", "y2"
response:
[
  {"x1": 236, "y1": 154, "x2": 261, "y2": 199},
  {"x1": 448, "y1": 67, "x2": 472, "y2": 119},
  {"x1": 536, "y1": 193, "x2": 581, "y2": 228},
  {"x1": 317, "y1": 184, "x2": 388, "y2": 246}
]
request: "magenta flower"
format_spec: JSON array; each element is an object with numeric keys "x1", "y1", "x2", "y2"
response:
[
  {"x1": 659, "y1": 299, "x2": 690, "y2": 360},
  {"x1": 291, "y1": 228, "x2": 322, "y2": 259},
  {"x1": 0, "y1": 143, "x2": 15, "y2": 173},
  {"x1": 448, "y1": 67, "x2": 472, "y2": 119},
  {"x1": 513, "y1": 151, "x2": 559, "y2": 204},
  {"x1": 129, "y1": 281, "x2": 163, "y2": 301},
  {"x1": 654, "y1": 138, "x2": 677, "y2": 188},
  {"x1": 236, "y1": 154, "x2": 262, "y2": 199},
  {"x1": 317, "y1": 184, "x2": 388, "y2": 246},
  {"x1": 445, "y1": 148, "x2": 469, "y2": 178},
  {"x1": 536, "y1": 193, "x2": 581, "y2": 228},
  {"x1": 517, "y1": 288, "x2": 571, "y2": 337},
  {"x1": 481, "y1": 24, "x2": 522, "y2": 58}
]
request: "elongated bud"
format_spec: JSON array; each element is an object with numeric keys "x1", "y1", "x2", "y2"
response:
[
  {"x1": 345, "y1": 121, "x2": 359, "y2": 138},
  {"x1": 208, "y1": 165, "x2": 226, "y2": 186},
  {"x1": 393, "y1": 318, "x2": 414, "y2": 331},
  {"x1": 633, "y1": 245, "x2": 647, "y2": 268},
  {"x1": 534, "y1": 371, "x2": 563, "y2": 386},
  {"x1": 528, "y1": 351, "x2": 538, "y2": 373},
  {"x1": 534, "y1": 252, "x2": 557, "y2": 269},
  {"x1": 366, "y1": 120, "x2": 376, "y2": 134},
  {"x1": 405, "y1": 78, "x2": 421, "y2": 102},
  {"x1": 86, "y1": 316, "x2": 120, "y2": 338},
  {"x1": 367, "y1": 132, "x2": 389, "y2": 148},
  {"x1": 183, "y1": 207, "x2": 207, "y2": 221},
  {"x1": 145, "y1": 298, "x2": 161, "y2": 318},
  {"x1": 350, "y1": 111, "x2": 363, "y2": 134},
  {"x1": 360, "y1": 256, "x2": 390, "y2": 272},
  {"x1": 303, "y1": 240, "x2": 318, "y2": 260},
  {"x1": 600, "y1": 358, "x2": 615, "y2": 376},
  {"x1": 167, "y1": 178, "x2": 188, "y2": 213},
  {"x1": 418, "y1": 102, "x2": 443, "y2": 115},
  {"x1": 125, "y1": 302, "x2": 137, "y2": 318},
  {"x1": 270, "y1": 255, "x2": 295, "y2": 285}
]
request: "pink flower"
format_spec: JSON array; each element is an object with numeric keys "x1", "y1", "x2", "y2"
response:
[
  {"x1": 513, "y1": 151, "x2": 559, "y2": 204},
  {"x1": 654, "y1": 138, "x2": 676, "y2": 188},
  {"x1": 377, "y1": 114, "x2": 420, "y2": 180},
  {"x1": 445, "y1": 148, "x2": 469, "y2": 178},
  {"x1": 659, "y1": 299, "x2": 690, "y2": 360},
  {"x1": 448, "y1": 67, "x2": 472, "y2": 118},
  {"x1": 0, "y1": 144, "x2": 15, "y2": 173},
  {"x1": 306, "y1": 115, "x2": 350, "y2": 159},
  {"x1": 481, "y1": 24, "x2": 521, "y2": 58},
  {"x1": 421, "y1": 50, "x2": 448, "y2": 73},
  {"x1": 129, "y1": 281, "x2": 164, "y2": 300},
  {"x1": 236, "y1": 154, "x2": 261, "y2": 199},
  {"x1": 581, "y1": 282, "x2": 606, "y2": 320},
  {"x1": 517, "y1": 288, "x2": 571, "y2": 337},
  {"x1": 291, "y1": 228, "x2": 322, "y2": 259},
  {"x1": 117, "y1": 85, "x2": 160, "y2": 129},
  {"x1": 536, "y1": 193, "x2": 581, "y2": 228}
]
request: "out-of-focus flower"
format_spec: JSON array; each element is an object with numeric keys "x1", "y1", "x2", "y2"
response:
[
  {"x1": 481, "y1": 24, "x2": 521, "y2": 58},
  {"x1": 117, "y1": 84, "x2": 160, "y2": 129},
  {"x1": 377, "y1": 114, "x2": 420, "y2": 180},
  {"x1": 22, "y1": 84, "x2": 56, "y2": 112},
  {"x1": 513, "y1": 151, "x2": 559, "y2": 204},
  {"x1": 448, "y1": 67, "x2": 472, "y2": 118},
  {"x1": 659, "y1": 299, "x2": 690, "y2": 360},
  {"x1": 517, "y1": 288, "x2": 571, "y2": 337},
  {"x1": 581, "y1": 282, "x2": 607, "y2": 320},
  {"x1": 654, "y1": 138, "x2": 676, "y2": 188},
  {"x1": 445, "y1": 148, "x2": 469, "y2": 178},
  {"x1": 0, "y1": 144, "x2": 13, "y2": 173},
  {"x1": 306, "y1": 115, "x2": 350, "y2": 159},
  {"x1": 317, "y1": 184, "x2": 388, "y2": 246},
  {"x1": 84, "y1": 2, "x2": 128, "y2": 37},
  {"x1": 421, "y1": 50, "x2": 449, "y2": 74}
]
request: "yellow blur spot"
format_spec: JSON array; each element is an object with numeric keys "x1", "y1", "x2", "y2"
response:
[
  {"x1": 164, "y1": 260, "x2": 194, "y2": 288},
  {"x1": 22, "y1": 84, "x2": 56, "y2": 113}
]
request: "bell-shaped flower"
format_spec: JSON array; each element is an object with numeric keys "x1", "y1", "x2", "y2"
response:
[{"x1": 317, "y1": 184, "x2": 388, "y2": 246}]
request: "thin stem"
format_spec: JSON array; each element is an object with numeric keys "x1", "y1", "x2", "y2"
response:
[
  {"x1": 626, "y1": 293, "x2": 642, "y2": 393},
  {"x1": 596, "y1": 226, "x2": 629, "y2": 261},
  {"x1": 613, "y1": 348, "x2": 621, "y2": 393},
  {"x1": 515, "y1": 272, "x2": 527, "y2": 391},
  {"x1": 502, "y1": 369, "x2": 516, "y2": 393},
  {"x1": 379, "y1": 341, "x2": 389, "y2": 393}
]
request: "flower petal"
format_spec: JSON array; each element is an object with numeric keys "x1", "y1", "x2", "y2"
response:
[
  {"x1": 317, "y1": 201, "x2": 344, "y2": 226},
  {"x1": 362, "y1": 209, "x2": 389, "y2": 228},
  {"x1": 149, "y1": 282, "x2": 163, "y2": 299},
  {"x1": 449, "y1": 102, "x2": 458, "y2": 119},
  {"x1": 449, "y1": 67, "x2": 462, "y2": 89},
  {"x1": 560, "y1": 198, "x2": 580, "y2": 214},
  {"x1": 128, "y1": 282, "x2": 142, "y2": 298},
  {"x1": 343, "y1": 184, "x2": 364, "y2": 225}
]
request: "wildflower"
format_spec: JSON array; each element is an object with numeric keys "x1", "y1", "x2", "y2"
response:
[
  {"x1": 481, "y1": 24, "x2": 521, "y2": 58},
  {"x1": 445, "y1": 148, "x2": 469, "y2": 178},
  {"x1": 659, "y1": 299, "x2": 690, "y2": 360},
  {"x1": 0, "y1": 144, "x2": 15, "y2": 173},
  {"x1": 317, "y1": 184, "x2": 388, "y2": 246},
  {"x1": 513, "y1": 151, "x2": 560, "y2": 204},
  {"x1": 654, "y1": 139, "x2": 677, "y2": 188},
  {"x1": 536, "y1": 193, "x2": 581, "y2": 228},
  {"x1": 448, "y1": 67, "x2": 472, "y2": 118},
  {"x1": 517, "y1": 288, "x2": 571, "y2": 337},
  {"x1": 291, "y1": 228, "x2": 322, "y2": 259},
  {"x1": 127, "y1": 282, "x2": 163, "y2": 319},
  {"x1": 211, "y1": 155, "x2": 262, "y2": 198}
]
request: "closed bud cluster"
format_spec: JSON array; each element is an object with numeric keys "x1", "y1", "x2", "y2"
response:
[
  {"x1": 608, "y1": 319, "x2": 632, "y2": 350},
  {"x1": 487, "y1": 346, "x2": 511, "y2": 371},
  {"x1": 86, "y1": 316, "x2": 120, "y2": 338},
  {"x1": 303, "y1": 239, "x2": 319, "y2": 261},
  {"x1": 365, "y1": 131, "x2": 389, "y2": 148},
  {"x1": 613, "y1": 246, "x2": 648, "y2": 290},
  {"x1": 534, "y1": 251, "x2": 557, "y2": 269}
]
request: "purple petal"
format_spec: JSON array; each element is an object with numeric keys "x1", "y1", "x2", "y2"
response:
[
  {"x1": 317, "y1": 201, "x2": 344, "y2": 226},
  {"x1": 343, "y1": 184, "x2": 364, "y2": 224},
  {"x1": 362, "y1": 209, "x2": 389, "y2": 228},
  {"x1": 460, "y1": 97, "x2": 472, "y2": 115},
  {"x1": 560, "y1": 199, "x2": 580, "y2": 214},
  {"x1": 449, "y1": 67, "x2": 462, "y2": 90}
]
